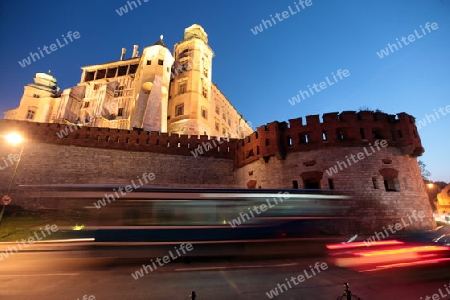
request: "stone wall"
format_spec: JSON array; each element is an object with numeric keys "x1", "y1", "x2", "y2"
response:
[
  {"x1": 234, "y1": 147, "x2": 435, "y2": 233},
  {"x1": 0, "y1": 110, "x2": 436, "y2": 234}
]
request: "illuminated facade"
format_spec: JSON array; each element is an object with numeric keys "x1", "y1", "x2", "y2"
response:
[
  {"x1": 4, "y1": 24, "x2": 253, "y2": 139},
  {"x1": 436, "y1": 185, "x2": 450, "y2": 217}
]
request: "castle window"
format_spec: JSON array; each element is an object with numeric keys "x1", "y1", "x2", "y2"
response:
[
  {"x1": 175, "y1": 104, "x2": 184, "y2": 116},
  {"x1": 372, "y1": 130, "x2": 383, "y2": 139},
  {"x1": 84, "y1": 102, "x2": 90, "y2": 108},
  {"x1": 337, "y1": 129, "x2": 345, "y2": 140},
  {"x1": 379, "y1": 168, "x2": 400, "y2": 192},
  {"x1": 181, "y1": 61, "x2": 190, "y2": 72},
  {"x1": 384, "y1": 179, "x2": 400, "y2": 192},
  {"x1": 201, "y1": 107, "x2": 207, "y2": 119},
  {"x1": 360, "y1": 128, "x2": 366, "y2": 139},
  {"x1": 265, "y1": 139, "x2": 270, "y2": 146},
  {"x1": 299, "y1": 133, "x2": 309, "y2": 144},
  {"x1": 215, "y1": 122, "x2": 220, "y2": 131},
  {"x1": 107, "y1": 67, "x2": 117, "y2": 78},
  {"x1": 204, "y1": 67, "x2": 209, "y2": 78},
  {"x1": 287, "y1": 136, "x2": 293, "y2": 147},
  {"x1": 95, "y1": 69, "x2": 106, "y2": 80},
  {"x1": 118, "y1": 108, "x2": 124, "y2": 117},
  {"x1": 158, "y1": 59, "x2": 164, "y2": 66},
  {"x1": 118, "y1": 65, "x2": 128, "y2": 76},
  {"x1": 215, "y1": 106, "x2": 220, "y2": 114},
  {"x1": 146, "y1": 60, "x2": 152, "y2": 65},
  {"x1": 202, "y1": 86, "x2": 208, "y2": 98},
  {"x1": 114, "y1": 86, "x2": 124, "y2": 97},
  {"x1": 179, "y1": 48, "x2": 189, "y2": 59},
  {"x1": 33, "y1": 94, "x2": 40, "y2": 98},
  {"x1": 85, "y1": 71, "x2": 95, "y2": 82},
  {"x1": 93, "y1": 83, "x2": 101, "y2": 90},
  {"x1": 25, "y1": 109, "x2": 36, "y2": 120},
  {"x1": 322, "y1": 131, "x2": 327, "y2": 141},
  {"x1": 128, "y1": 64, "x2": 138, "y2": 74},
  {"x1": 179, "y1": 82, "x2": 187, "y2": 94}
]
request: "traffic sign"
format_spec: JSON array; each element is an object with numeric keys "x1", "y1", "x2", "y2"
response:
[{"x1": 1, "y1": 195, "x2": 12, "y2": 206}]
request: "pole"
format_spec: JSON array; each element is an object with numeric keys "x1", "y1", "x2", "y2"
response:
[{"x1": 0, "y1": 145, "x2": 24, "y2": 225}]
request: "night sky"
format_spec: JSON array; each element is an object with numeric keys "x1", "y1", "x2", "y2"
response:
[{"x1": 0, "y1": 0, "x2": 449, "y2": 182}]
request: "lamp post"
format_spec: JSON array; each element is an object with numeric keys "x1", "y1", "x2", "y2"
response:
[{"x1": 0, "y1": 132, "x2": 25, "y2": 225}]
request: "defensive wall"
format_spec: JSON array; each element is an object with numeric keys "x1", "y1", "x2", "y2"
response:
[{"x1": 0, "y1": 111, "x2": 435, "y2": 234}]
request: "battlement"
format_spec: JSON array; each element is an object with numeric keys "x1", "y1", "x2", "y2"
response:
[
  {"x1": 0, "y1": 110, "x2": 424, "y2": 167},
  {"x1": 0, "y1": 120, "x2": 235, "y2": 159},
  {"x1": 235, "y1": 111, "x2": 424, "y2": 167}
]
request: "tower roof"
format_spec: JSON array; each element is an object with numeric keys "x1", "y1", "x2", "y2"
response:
[{"x1": 153, "y1": 35, "x2": 166, "y2": 48}]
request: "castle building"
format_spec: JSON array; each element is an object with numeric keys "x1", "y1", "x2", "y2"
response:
[
  {"x1": 0, "y1": 24, "x2": 436, "y2": 234},
  {"x1": 4, "y1": 24, "x2": 253, "y2": 139}
]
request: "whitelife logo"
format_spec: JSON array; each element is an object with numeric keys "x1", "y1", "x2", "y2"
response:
[
  {"x1": 116, "y1": 0, "x2": 149, "y2": 16},
  {"x1": 325, "y1": 140, "x2": 388, "y2": 176},
  {"x1": 18, "y1": 31, "x2": 81, "y2": 68},
  {"x1": 250, "y1": 0, "x2": 313, "y2": 35},
  {"x1": 265, "y1": 262, "x2": 328, "y2": 298},
  {"x1": 287, "y1": 69, "x2": 350, "y2": 106},
  {"x1": 93, "y1": 172, "x2": 155, "y2": 209},
  {"x1": 131, "y1": 243, "x2": 193, "y2": 279},
  {"x1": 228, "y1": 192, "x2": 290, "y2": 228},
  {"x1": 0, "y1": 153, "x2": 20, "y2": 171},
  {"x1": 376, "y1": 22, "x2": 439, "y2": 59},
  {"x1": 0, "y1": 224, "x2": 58, "y2": 261},
  {"x1": 363, "y1": 211, "x2": 425, "y2": 246},
  {"x1": 416, "y1": 105, "x2": 450, "y2": 129},
  {"x1": 190, "y1": 137, "x2": 229, "y2": 157}
]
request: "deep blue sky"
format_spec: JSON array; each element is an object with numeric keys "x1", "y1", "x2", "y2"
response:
[{"x1": 0, "y1": 0, "x2": 449, "y2": 182}]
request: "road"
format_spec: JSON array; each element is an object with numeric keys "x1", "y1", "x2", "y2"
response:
[{"x1": 1, "y1": 245, "x2": 450, "y2": 300}]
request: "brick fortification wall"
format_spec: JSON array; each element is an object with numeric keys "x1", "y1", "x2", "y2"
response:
[
  {"x1": 234, "y1": 111, "x2": 434, "y2": 233},
  {"x1": 0, "y1": 110, "x2": 435, "y2": 234}
]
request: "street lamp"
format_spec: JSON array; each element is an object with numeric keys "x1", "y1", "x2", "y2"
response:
[{"x1": 0, "y1": 132, "x2": 25, "y2": 225}]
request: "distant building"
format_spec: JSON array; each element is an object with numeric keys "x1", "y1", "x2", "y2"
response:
[
  {"x1": 4, "y1": 24, "x2": 252, "y2": 139},
  {"x1": 436, "y1": 185, "x2": 450, "y2": 222}
]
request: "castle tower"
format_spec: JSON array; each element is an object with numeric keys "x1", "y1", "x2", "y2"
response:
[
  {"x1": 130, "y1": 37, "x2": 174, "y2": 132},
  {"x1": 168, "y1": 24, "x2": 214, "y2": 136},
  {"x1": 4, "y1": 72, "x2": 59, "y2": 122}
]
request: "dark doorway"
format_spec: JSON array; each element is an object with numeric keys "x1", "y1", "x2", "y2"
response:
[{"x1": 303, "y1": 179, "x2": 320, "y2": 189}]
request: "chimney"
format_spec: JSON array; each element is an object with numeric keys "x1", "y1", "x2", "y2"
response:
[
  {"x1": 120, "y1": 48, "x2": 126, "y2": 60},
  {"x1": 132, "y1": 45, "x2": 139, "y2": 58}
]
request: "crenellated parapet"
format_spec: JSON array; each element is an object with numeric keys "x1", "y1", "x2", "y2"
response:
[
  {"x1": 235, "y1": 111, "x2": 424, "y2": 168},
  {"x1": 0, "y1": 110, "x2": 424, "y2": 166},
  {"x1": 0, "y1": 120, "x2": 236, "y2": 159}
]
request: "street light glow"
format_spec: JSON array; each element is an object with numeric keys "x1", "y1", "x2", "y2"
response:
[
  {"x1": 427, "y1": 183, "x2": 435, "y2": 189},
  {"x1": 4, "y1": 132, "x2": 24, "y2": 145}
]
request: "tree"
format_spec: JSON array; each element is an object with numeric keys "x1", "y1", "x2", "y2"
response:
[{"x1": 418, "y1": 160, "x2": 431, "y2": 180}]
